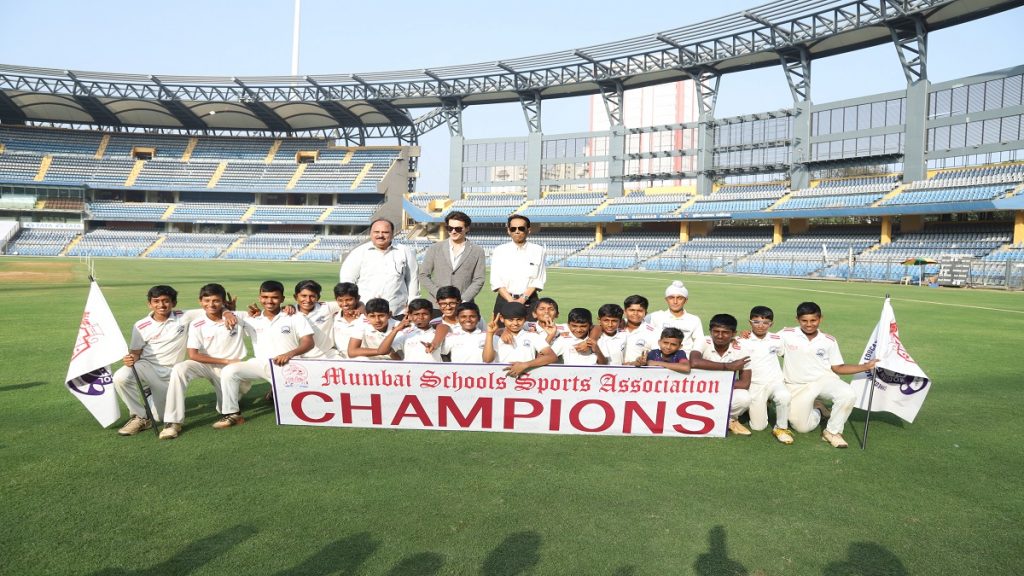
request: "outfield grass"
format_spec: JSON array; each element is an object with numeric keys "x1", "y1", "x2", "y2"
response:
[{"x1": 1, "y1": 257, "x2": 1022, "y2": 575}]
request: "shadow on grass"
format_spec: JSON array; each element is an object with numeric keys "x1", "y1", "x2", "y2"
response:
[
  {"x1": 179, "y1": 384, "x2": 277, "y2": 429},
  {"x1": 0, "y1": 381, "x2": 46, "y2": 393},
  {"x1": 386, "y1": 552, "x2": 445, "y2": 576},
  {"x1": 272, "y1": 532, "x2": 379, "y2": 576},
  {"x1": 87, "y1": 524, "x2": 257, "y2": 576},
  {"x1": 822, "y1": 542, "x2": 908, "y2": 576},
  {"x1": 694, "y1": 526, "x2": 748, "y2": 576},
  {"x1": 849, "y1": 409, "x2": 906, "y2": 428},
  {"x1": 481, "y1": 531, "x2": 542, "y2": 576}
]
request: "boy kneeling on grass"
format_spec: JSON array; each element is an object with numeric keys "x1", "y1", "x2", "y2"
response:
[
  {"x1": 687, "y1": 314, "x2": 754, "y2": 437},
  {"x1": 779, "y1": 302, "x2": 878, "y2": 449}
]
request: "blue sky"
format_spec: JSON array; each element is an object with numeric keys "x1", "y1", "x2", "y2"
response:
[{"x1": 2, "y1": 0, "x2": 1021, "y2": 191}]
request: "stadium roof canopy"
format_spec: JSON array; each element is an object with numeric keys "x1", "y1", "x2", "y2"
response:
[{"x1": 0, "y1": 0, "x2": 1020, "y2": 137}]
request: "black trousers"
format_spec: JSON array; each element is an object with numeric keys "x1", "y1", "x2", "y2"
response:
[{"x1": 493, "y1": 291, "x2": 540, "y2": 321}]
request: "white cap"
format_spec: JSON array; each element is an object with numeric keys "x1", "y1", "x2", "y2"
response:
[{"x1": 664, "y1": 280, "x2": 689, "y2": 298}]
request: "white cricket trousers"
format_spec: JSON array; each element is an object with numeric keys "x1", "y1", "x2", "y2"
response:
[
  {"x1": 786, "y1": 375, "x2": 855, "y2": 435},
  {"x1": 747, "y1": 379, "x2": 791, "y2": 430},
  {"x1": 164, "y1": 360, "x2": 226, "y2": 424},
  {"x1": 113, "y1": 361, "x2": 171, "y2": 422},
  {"x1": 219, "y1": 358, "x2": 268, "y2": 414},
  {"x1": 730, "y1": 389, "x2": 752, "y2": 420}
]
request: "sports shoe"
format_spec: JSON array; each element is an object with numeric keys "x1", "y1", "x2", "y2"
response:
[
  {"x1": 822, "y1": 430, "x2": 849, "y2": 449},
  {"x1": 159, "y1": 423, "x2": 182, "y2": 440},
  {"x1": 117, "y1": 416, "x2": 152, "y2": 436},
  {"x1": 813, "y1": 400, "x2": 832, "y2": 420},
  {"x1": 212, "y1": 413, "x2": 245, "y2": 429},
  {"x1": 727, "y1": 419, "x2": 751, "y2": 436},
  {"x1": 772, "y1": 427, "x2": 794, "y2": 445}
]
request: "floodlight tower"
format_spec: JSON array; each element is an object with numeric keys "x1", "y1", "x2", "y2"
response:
[{"x1": 291, "y1": 0, "x2": 301, "y2": 76}]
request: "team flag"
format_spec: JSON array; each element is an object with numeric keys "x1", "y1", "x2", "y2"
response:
[
  {"x1": 851, "y1": 298, "x2": 930, "y2": 423},
  {"x1": 65, "y1": 280, "x2": 128, "y2": 427}
]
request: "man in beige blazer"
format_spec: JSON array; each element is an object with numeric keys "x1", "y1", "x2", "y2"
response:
[{"x1": 419, "y1": 210, "x2": 486, "y2": 304}]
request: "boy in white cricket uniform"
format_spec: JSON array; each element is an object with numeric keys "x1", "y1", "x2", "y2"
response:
[
  {"x1": 687, "y1": 314, "x2": 754, "y2": 436},
  {"x1": 113, "y1": 285, "x2": 208, "y2": 436},
  {"x1": 596, "y1": 304, "x2": 628, "y2": 366},
  {"x1": 290, "y1": 279, "x2": 342, "y2": 359},
  {"x1": 162, "y1": 283, "x2": 246, "y2": 439},
  {"x1": 551, "y1": 308, "x2": 606, "y2": 365},
  {"x1": 394, "y1": 298, "x2": 443, "y2": 362},
  {"x1": 441, "y1": 302, "x2": 488, "y2": 363},
  {"x1": 331, "y1": 282, "x2": 364, "y2": 358},
  {"x1": 780, "y1": 302, "x2": 878, "y2": 448},
  {"x1": 215, "y1": 280, "x2": 314, "y2": 429},
  {"x1": 430, "y1": 286, "x2": 462, "y2": 333},
  {"x1": 347, "y1": 298, "x2": 404, "y2": 361},
  {"x1": 483, "y1": 302, "x2": 556, "y2": 377},
  {"x1": 622, "y1": 295, "x2": 658, "y2": 365},
  {"x1": 739, "y1": 305, "x2": 794, "y2": 444},
  {"x1": 646, "y1": 280, "x2": 704, "y2": 354}
]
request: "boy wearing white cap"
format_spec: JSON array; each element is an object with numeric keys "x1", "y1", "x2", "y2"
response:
[{"x1": 646, "y1": 280, "x2": 704, "y2": 355}]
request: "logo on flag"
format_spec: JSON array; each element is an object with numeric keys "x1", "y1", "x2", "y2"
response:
[
  {"x1": 66, "y1": 281, "x2": 129, "y2": 428},
  {"x1": 852, "y1": 298, "x2": 930, "y2": 423}
]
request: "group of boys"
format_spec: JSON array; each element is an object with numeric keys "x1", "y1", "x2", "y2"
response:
[{"x1": 113, "y1": 277, "x2": 875, "y2": 449}]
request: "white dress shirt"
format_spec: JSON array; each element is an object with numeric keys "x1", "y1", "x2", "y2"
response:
[
  {"x1": 489, "y1": 241, "x2": 546, "y2": 296},
  {"x1": 339, "y1": 241, "x2": 418, "y2": 313}
]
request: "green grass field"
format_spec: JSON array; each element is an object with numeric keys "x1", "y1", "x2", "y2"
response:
[{"x1": 1, "y1": 257, "x2": 1022, "y2": 575}]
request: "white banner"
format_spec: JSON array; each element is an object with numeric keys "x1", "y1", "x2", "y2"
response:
[
  {"x1": 852, "y1": 298, "x2": 931, "y2": 423},
  {"x1": 65, "y1": 281, "x2": 128, "y2": 428},
  {"x1": 270, "y1": 359, "x2": 736, "y2": 438}
]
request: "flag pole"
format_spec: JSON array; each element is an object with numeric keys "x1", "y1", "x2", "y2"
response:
[
  {"x1": 129, "y1": 365, "x2": 161, "y2": 438},
  {"x1": 860, "y1": 292, "x2": 889, "y2": 450}
]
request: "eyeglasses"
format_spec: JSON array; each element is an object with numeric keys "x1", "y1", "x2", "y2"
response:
[
  {"x1": 508, "y1": 226, "x2": 528, "y2": 233},
  {"x1": 446, "y1": 226, "x2": 464, "y2": 233},
  {"x1": 437, "y1": 300, "x2": 459, "y2": 307},
  {"x1": 750, "y1": 320, "x2": 772, "y2": 326}
]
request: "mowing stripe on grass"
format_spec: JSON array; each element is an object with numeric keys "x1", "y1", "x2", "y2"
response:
[{"x1": 554, "y1": 270, "x2": 1024, "y2": 315}]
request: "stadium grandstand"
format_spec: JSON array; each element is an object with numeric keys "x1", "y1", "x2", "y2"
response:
[{"x1": 2, "y1": 0, "x2": 1024, "y2": 289}]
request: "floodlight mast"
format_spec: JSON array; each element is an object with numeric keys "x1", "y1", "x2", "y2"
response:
[{"x1": 291, "y1": 0, "x2": 301, "y2": 77}]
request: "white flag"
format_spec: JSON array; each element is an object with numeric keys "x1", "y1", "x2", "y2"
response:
[
  {"x1": 65, "y1": 281, "x2": 128, "y2": 427},
  {"x1": 852, "y1": 298, "x2": 930, "y2": 423}
]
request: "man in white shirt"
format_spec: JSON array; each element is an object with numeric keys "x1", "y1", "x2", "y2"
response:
[
  {"x1": 339, "y1": 218, "x2": 418, "y2": 316},
  {"x1": 647, "y1": 280, "x2": 704, "y2": 354},
  {"x1": 215, "y1": 281, "x2": 314, "y2": 429},
  {"x1": 779, "y1": 302, "x2": 878, "y2": 449},
  {"x1": 489, "y1": 214, "x2": 546, "y2": 319}
]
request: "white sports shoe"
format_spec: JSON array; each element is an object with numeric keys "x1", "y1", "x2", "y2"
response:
[
  {"x1": 117, "y1": 416, "x2": 152, "y2": 436},
  {"x1": 158, "y1": 423, "x2": 182, "y2": 440}
]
